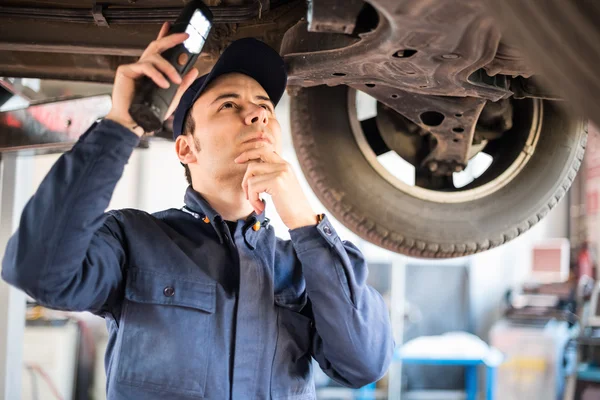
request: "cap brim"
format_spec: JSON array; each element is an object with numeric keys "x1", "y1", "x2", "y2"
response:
[{"x1": 192, "y1": 37, "x2": 287, "y2": 107}]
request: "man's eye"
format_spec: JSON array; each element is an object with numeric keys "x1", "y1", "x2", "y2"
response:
[
  {"x1": 260, "y1": 104, "x2": 273, "y2": 113},
  {"x1": 220, "y1": 102, "x2": 235, "y2": 110}
]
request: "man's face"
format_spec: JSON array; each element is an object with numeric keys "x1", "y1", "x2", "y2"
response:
[{"x1": 180, "y1": 72, "x2": 282, "y2": 183}]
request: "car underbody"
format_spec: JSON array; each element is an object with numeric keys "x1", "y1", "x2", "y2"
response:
[
  {"x1": 0, "y1": 0, "x2": 557, "y2": 168},
  {"x1": 0, "y1": 0, "x2": 587, "y2": 257}
]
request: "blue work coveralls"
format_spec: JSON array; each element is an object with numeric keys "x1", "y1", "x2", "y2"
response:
[{"x1": 2, "y1": 119, "x2": 394, "y2": 399}]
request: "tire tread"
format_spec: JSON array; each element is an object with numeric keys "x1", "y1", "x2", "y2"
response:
[{"x1": 290, "y1": 89, "x2": 587, "y2": 258}]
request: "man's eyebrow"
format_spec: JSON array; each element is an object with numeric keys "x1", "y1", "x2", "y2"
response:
[
  {"x1": 210, "y1": 92, "x2": 274, "y2": 108},
  {"x1": 255, "y1": 95, "x2": 274, "y2": 107},
  {"x1": 210, "y1": 93, "x2": 240, "y2": 105}
]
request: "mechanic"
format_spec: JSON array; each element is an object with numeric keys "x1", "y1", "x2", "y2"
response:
[{"x1": 1, "y1": 22, "x2": 394, "y2": 399}]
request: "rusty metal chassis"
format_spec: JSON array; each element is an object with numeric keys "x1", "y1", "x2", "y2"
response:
[
  {"x1": 0, "y1": 0, "x2": 543, "y2": 165},
  {"x1": 283, "y1": 0, "x2": 520, "y2": 173}
]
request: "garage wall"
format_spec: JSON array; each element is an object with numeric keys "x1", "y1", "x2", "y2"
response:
[
  {"x1": 470, "y1": 199, "x2": 568, "y2": 340},
  {"x1": 585, "y1": 124, "x2": 600, "y2": 255}
]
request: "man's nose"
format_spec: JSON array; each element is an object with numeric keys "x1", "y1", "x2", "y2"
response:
[{"x1": 244, "y1": 104, "x2": 269, "y2": 126}]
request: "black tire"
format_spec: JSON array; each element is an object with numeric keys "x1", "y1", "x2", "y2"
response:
[
  {"x1": 290, "y1": 85, "x2": 587, "y2": 258},
  {"x1": 484, "y1": 0, "x2": 600, "y2": 127}
]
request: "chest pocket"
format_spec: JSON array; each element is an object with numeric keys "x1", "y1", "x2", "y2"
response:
[{"x1": 116, "y1": 268, "x2": 216, "y2": 398}]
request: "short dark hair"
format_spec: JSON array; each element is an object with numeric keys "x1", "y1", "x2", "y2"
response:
[{"x1": 182, "y1": 112, "x2": 195, "y2": 186}]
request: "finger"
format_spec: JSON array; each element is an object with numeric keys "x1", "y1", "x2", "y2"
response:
[
  {"x1": 242, "y1": 162, "x2": 252, "y2": 200},
  {"x1": 144, "y1": 33, "x2": 189, "y2": 58},
  {"x1": 241, "y1": 161, "x2": 280, "y2": 200},
  {"x1": 180, "y1": 67, "x2": 200, "y2": 91},
  {"x1": 246, "y1": 161, "x2": 286, "y2": 175},
  {"x1": 271, "y1": 150, "x2": 285, "y2": 160},
  {"x1": 238, "y1": 140, "x2": 272, "y2": 154},
  {"x1": 247, "y1": 172, "x2": 280, "y2": 214},
  {"x1": 235, "y1": 148, "x2": 280, "y2": 164},
  {"x1": 148, "y1": 54, "x2": 182, "y2": 84},
  {"x1": 241, "y1": 161, "x2": 258, "y2": 200},
  {"x1": 246, "y1": 175, "x2": 262, "y2": 214},
  {"x1": 157, "y1": 22, "x2": 170, "y2": 40},
  {"x1": 129, "y1": 62, "x2": 170, "y2": 88},
  {"x1": 165, "y1": 68, "x2": 199, "y2": 120}
]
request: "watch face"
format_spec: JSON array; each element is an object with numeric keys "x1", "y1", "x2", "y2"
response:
[{"x1": 184, "y1": 9, "x2": 212, "y2": 54}]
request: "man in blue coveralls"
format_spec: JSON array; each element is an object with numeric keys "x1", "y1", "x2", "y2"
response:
[{"x1": 2, "y1": 22, "x2": 394, "y2": 399}]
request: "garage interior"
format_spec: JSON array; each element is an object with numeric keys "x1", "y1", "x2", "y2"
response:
[
  {"x1": 1, "y1": 0, "x2": 600, "y2": 399},
  {"x1": 0, "y1": 75, "x2": 599, "y2": 400}
]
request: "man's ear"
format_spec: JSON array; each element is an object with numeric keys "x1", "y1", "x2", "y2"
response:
[{"x1": 175, "y1": 135, "x2": 198, "y2": 164}]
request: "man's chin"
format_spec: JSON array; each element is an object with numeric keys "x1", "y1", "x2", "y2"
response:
[{"x1": 214, "y1": 164, "x2": 246, "y2": 183}]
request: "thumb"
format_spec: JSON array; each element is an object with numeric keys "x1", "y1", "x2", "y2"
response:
[{"x1": 165, "y1": 68, "x2": 199, "y2": 120}]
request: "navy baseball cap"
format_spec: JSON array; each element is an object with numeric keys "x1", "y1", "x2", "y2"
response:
[{"x1": 172, "y1": 37, "x2": 287, "y2": 139}]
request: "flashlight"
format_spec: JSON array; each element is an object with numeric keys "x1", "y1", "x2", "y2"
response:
[{"x1": 129, "y1": 0, "x2": 213, "y2": 133}]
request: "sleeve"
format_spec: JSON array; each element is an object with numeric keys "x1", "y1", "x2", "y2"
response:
[
  {"x1": 289, "y1": 215, "x2": 395, "y2": 388},
  {"x1": 1, "y1": 119, "x2": 140, "y2": 314}
]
